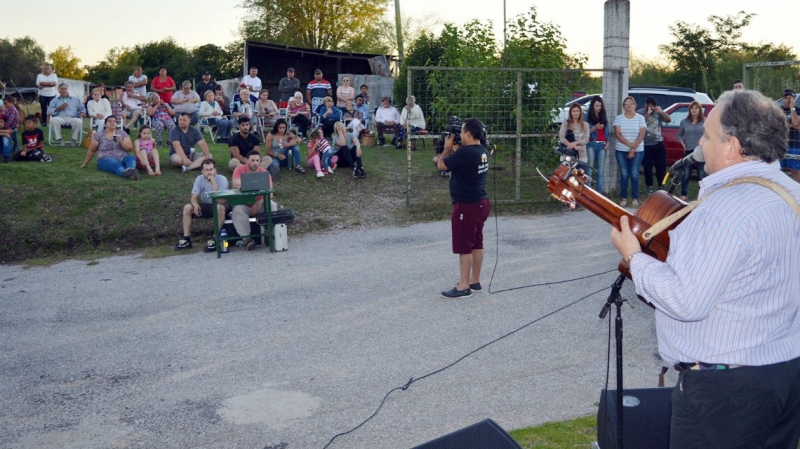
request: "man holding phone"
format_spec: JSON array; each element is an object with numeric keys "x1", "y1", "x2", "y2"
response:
[{"x1": 638, "y1": 97, "x2": 671, "y2": 195}]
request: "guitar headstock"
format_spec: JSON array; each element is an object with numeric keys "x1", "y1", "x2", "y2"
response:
[{"x1": 548, "y1": 161, "x2": 592, "y2": 209}]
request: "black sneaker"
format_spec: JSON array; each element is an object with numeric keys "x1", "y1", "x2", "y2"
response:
[
  {"x1": 378, "y1": 138, "x2": 386, "y2": 146},
  {"x1": 469, "y1": 282, "x2": 483, "y2": 292},
  {"x1": 441, "y1": 287, "x2": 472, "y2": 299},
  {"x1": 175, "y1": 237, "x2": 192, "y2": 250},
  {"x1": 42, "y1": 154, "x2": 53, "y2": 162},
  {"x1": 204, "y1": 239, "x2": 216, "y2": 253},
  {"x1": 123, "y1": 167, "x2": 136, "y2": 179},
  {"x1": 357, "y1": 168, "x2": 367, "y2": 178},
  {"x1": 245, "y1": 238, "x2": 256, "y2": 251}
]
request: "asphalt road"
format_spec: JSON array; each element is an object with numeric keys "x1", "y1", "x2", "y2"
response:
[{"x1": 0, "y1": 212, "x2": 678, "y2": 449}]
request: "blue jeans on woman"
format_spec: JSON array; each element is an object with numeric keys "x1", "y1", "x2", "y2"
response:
[
  {"x1": 586, "y1": 141, "x2": 607, "y2": 192},
  {"x1": 209, "y1": 117, "x2": 233, "y2": 141},
  {"x1": 615, "y1": 150, "x2": 644, "y2": 200},
  {"x1": 97, "y1": 155, "x2": 137, "y2": 177},
  {"x1": 680, "y1": 161, "x2": 705, "y2": 196},
  {"x1": 1, "y1": 136, "x2": 12, "y2": 161},
  {"x1": 270, "y1": 145, "x2": 301, "y2": 169}
]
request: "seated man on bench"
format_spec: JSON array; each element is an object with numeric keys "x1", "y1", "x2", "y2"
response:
[
  {"x1": 175, "y1": 159, "x2": 229, "y2": 252},
  {"x1": 230, "y1": 150, "x2": 277, "y2": 250}
]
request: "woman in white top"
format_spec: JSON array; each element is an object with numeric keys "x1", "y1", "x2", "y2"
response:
[
  {"x1": 613, "y1": 96, "x2": 646, "y2": 207},
  {"x1": 558, "y1": 103, "x2": 590, "y2": 163},
  {"x1": 397, "y1": 95, "x2": 426, "y2": 149},
  {"x1": 199, "y1": 90, "x2": 234, "y2": 143},
  {"x1": 87, "y1": 88, "x2": 112, "y2": 132},
  {"x1": 336, "y1": 76, "x2": 355, "y2": 108},
  {"x1": 36, "y1": 64, "x2": 58, "y2": 126}
]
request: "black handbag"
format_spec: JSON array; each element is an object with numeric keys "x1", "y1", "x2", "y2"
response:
[{"x1": 256, "y1": 209, "x2": 295, "y2": 226}]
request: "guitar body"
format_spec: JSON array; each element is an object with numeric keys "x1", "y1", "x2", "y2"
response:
[{"x1": 547, "y1": 164, "x2": 688, "y2": 277}]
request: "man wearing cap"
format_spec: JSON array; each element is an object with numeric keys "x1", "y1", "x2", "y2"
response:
[
  {"x1": 306, "y1": 69, "x2": 332, "y2": 111},
  {"x1": 279, "y1": 68, "x2": 301, "y2": 104},
  {"x1": 779, "y1": 89, "x2": 800, "y2": 182},
  {"x1": 638, "y1": 96, "x2": 671, "y2": 195},
  {"x1": 374, "y1": 97, "x2": 400, "y2": 147},
  {"x1": 196, "y1": 71, "x2": 218, "y2": 100}
]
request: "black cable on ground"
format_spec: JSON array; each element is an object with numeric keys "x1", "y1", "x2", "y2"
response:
[{"x1": 322, "y1": 285, "x2": 609, "y2": 448}]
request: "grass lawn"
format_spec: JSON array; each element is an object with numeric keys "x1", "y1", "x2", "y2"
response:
[{"x1": 510, "y1": 415, "x2": 597, "y2": 448}]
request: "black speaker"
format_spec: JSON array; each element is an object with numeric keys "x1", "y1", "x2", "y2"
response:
[
  {"x1": 412, "y1": 418, "x2": 522, "y2": 449},
  {"x1": 597, "y1": 388, "x2": 672, "y2": 449}
]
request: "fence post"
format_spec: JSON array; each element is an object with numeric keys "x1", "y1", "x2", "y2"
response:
[
  {"x1": 406, "y1": 66, "x2": 413, "y2": 206},
  {"x1": 515, "y1": 70, "x2": 523, "y2": 201}
]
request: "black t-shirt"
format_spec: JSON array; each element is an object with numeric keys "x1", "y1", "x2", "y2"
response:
[
  {"x1": 228, "y1": 132, "x2": 260, "y2": 159},
  {"x1": 781, "y1": 106, "x2": 800, "y2": 148},
  {"x1": 444, "y1": 144, "x2": 489, "y2": 203},
  {"x1": 196, "y1": 81, "x2": 218, "y2": 101},
  {"x1": 22, "y1": 128, "x2": 45, "y2": 150}
]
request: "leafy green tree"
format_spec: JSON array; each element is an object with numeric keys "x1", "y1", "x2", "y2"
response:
[
  {"x1": 239, "y1": 0, "x2": 389, "y2": 52},
  {"x1": 0, "y1": 36, "x2": 46, "y2": 86},
  {"x1": 49, "y1": 46, "x2": 86, "y2": 80},
  {"x1": 629, "y1": 54, "x2": 673, "y2": 86}
]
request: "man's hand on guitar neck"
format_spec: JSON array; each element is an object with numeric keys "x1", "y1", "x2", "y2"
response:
[{"x1": 611, "y1": 215, "x2": 642, "y2": 263}]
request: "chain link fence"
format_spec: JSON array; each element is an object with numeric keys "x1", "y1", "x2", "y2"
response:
[
  {"x1": 743, "y1": 60, "x2": 800, "y2": 99},
  {"x1": 401, "y1": 67, "x2": 622, "y2": 206}
]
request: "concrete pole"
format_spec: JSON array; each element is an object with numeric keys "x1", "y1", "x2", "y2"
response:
[{"x1": 603, "y1": 0, "x2": 630, "y2": 196}]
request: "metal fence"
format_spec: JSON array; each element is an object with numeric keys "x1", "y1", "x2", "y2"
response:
[
  {"x1": 743, "y1": 60, "x2": 800, "y2": 100},
  {"x1": 401, "y1": 66, "x2": 623, "y2": 206}
]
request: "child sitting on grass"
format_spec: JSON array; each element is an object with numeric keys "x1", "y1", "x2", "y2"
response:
[
  {"x1": 14, "y1": 115, "x2": 51, "y2": 162},
  {"x1": 134, "y1": 125, "x2": 162, "y2": 176},
  {"x1": 306, "y1": 129, "x2": 336, "y2": 178}
]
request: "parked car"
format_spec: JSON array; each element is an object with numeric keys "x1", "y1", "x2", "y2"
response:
[
  {"x1": 552, "y1": 86, "x2": 714, "y2": 126},
  {"x1": 661, "y1": 102, "x2": 715, "y2": 165}
]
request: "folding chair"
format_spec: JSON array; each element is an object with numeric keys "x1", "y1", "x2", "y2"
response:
[{"x1": 47, "y1": 114, "x2": 85, "y2": 146}]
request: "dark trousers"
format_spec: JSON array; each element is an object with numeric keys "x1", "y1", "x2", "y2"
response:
[
  {"x1": 376, "y1": 122, "x2": 398, "y2": 140},
  {"x1": 292, "y1": 114, "x2": 311, "y2": 137},
  {"x1": 333, "y1": 145, "x2": 362, "y2": 169},
  {"x1": 642, "y1": 141, "x2": 666, "y2": 188},
  {"x1": 670, "y1": 355, "x2": 800, "y2": 449},
  {"x1": 39, "y1": 96, "x2": 55, "y2": 126}
]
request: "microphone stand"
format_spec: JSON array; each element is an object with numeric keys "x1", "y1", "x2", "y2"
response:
[{"x1": 599, "y1": 273, "x2": 628, "y2": 449}]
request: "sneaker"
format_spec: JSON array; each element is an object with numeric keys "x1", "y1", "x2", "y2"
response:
[
  {"x1": 378, "y1": 138, "x2": 386, "y2": 146},
  {"x1": 439, "y1": 171, "x2": 449, "y2": 178},
  {"x1": 316, "y1": 171, "x2": 325, "y2": 178},
  {"x1": 122, "y1": 167, "x2": 136, "y2": 179},
  {"x1": 469, "y1": 282, "x2": 483, "y2": 292},
  {"x1": 327, "y1": 166, "x2": 334, "y2": 174},
  {"x1": 294, "y1": 166, "x2": 306, "y2": 175},
  {"x1": 646, "y1": 187, "x2": 653, "y2": 196},
  {"x1": 181, "y1": 165, "x2": 189, "y2": 173},
  {"x1": 204, "y1": 239, "x2": 216, "y2": 253},
  {"x1": 245, "y1": 239, "x2": 256, "y2": 251},
  {"x1": 352, "y1": 168, "x2": 359, "y2": 178},
  {"x1": 42, "y1": 154, "x2": 53, "y2": 162},
  {"x1": 631, "y1": 199, "x2": 640, "y2": 207},
  {"x1": 56, "y1": 139, "x2": 66, "y2": 147},
  {"x1": 175, "y1": 237, "x2": 192, "y2": 250},
  {"x1": 132, "y1": 168, "x2": 141, "y2": 180},
  {"x1": 441, "y1": 286, "x2": 472, "y2": 299},
  {"x1": 357, "y1": 168, "x2": 366, "y2": 178},
  {"x1": 619, "y1": 199, "x2": 628, "y2": 207},
  {"x1": 71, "y1": 139, "x2": 79, "y2": 147}
]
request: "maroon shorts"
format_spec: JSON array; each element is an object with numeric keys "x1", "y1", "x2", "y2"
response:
[
  {"x1": 136, "y1": 153, "x2": 155, "y2": 170},
  {"x1": 451, "y1": 199, "x2": 491, "y2": 254}
]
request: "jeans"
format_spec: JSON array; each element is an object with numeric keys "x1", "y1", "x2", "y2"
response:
[
  {"x1": 615, "y1": 150, "x2": 644, "y2": 199},
  {"x1": 271, "y1": 145, "x2": 301, "y2": 169},
  {"x1": 97, "y1": 155, "x2": 137, "y2": 177},
  {"x1": 680, "y1": 161, "x2": 705, "y2": 196},
  {"x1": 586, "y1": 141, "x2": 607, "y2": 192},
  {"x1": 321, "y1": 150, "x2": 334, "y2": 170},
  {"x1": 208, "y1": 117, "x2": 233, "y2": 139},
  {"x1": 1, "y1": 136, "x2": 11, "y2": 159}
]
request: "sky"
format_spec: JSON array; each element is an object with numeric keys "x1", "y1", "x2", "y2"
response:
[{"x1": 4, "y1": 0, "x2": 798, "y2": 72}]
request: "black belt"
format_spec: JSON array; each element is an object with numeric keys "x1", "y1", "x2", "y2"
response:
[{"x1": 674, "y1": 362, "x2": 741, "y2": 372}]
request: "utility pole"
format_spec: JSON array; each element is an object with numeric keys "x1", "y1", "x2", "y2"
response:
[{"x1": 395, "y1": 0, "x2": 404, "y2": 70}]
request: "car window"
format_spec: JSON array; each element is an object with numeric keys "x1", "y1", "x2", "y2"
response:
[{"x1": 664, "y1": 106, "x2": 688, "y2": 128}]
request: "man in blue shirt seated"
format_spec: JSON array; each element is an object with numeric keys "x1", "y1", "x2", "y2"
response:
[
  {"x1": 612, "y1": 89, "x2": 800, "y2": 449},
  {"x1": 47, "y1": 83, "x2": 85, "y2": 146}
]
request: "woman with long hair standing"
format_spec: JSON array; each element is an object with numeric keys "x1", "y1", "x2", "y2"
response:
[
  {"x1": 677, "y1": 101, "x2": 705, "y2": 201},
  {"x1": 586, "y1": 96, "x2": 608, "y2": 192},
  {"x1": 613, "y1": 96, "x2": 646, "y2": 207}
]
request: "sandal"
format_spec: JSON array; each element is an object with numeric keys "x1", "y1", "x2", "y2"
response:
[
  {"x1": 155, "y1": 170, "x2": 162, "y2": 176},
  {"x1": 294, "y1": 166, "x2": 306, "y2": 174}
]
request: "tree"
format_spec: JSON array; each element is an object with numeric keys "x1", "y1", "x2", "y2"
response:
[
  {"x1": 0, "y1": 36, "x2": 46, "y2": 86},
  {"x1": 239, "y1": 0, "x2": 389, "y2": 51},
  {"x1": 49, "y1": 46, "x2": 86, "y2": 80},
  {"x1": 630, "y1": 54, "x2": 673, "y2": 86}
]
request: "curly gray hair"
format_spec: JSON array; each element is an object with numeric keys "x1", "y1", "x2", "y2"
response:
[{"x1": 716, "y1": 90, "x2": 787, "y2": 163}]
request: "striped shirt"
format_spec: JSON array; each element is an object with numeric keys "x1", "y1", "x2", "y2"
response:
[
  {"x1": 315, "y1": 138, "x2": 331, "y2": 155},
  {"x1": 630, "y1": 160, "x2": 800, "y2": 365},
  {"x1": 613, "y1": 113, "x2": 645, "y2": 152}
]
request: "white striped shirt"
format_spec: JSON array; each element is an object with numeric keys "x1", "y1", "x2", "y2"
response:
[
  {"x1": 630, "y1": 160, "x2": 800, "y2": 365},
  {"x1": 613, "y1": 113, "x2": 645, "y2": 152}
]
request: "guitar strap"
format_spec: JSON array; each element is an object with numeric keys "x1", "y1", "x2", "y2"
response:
[{"x1": 642, "y1": 176, "x2": 800, "y2": 241}]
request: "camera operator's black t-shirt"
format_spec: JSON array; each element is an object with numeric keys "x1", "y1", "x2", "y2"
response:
[{"x1": 444, "y1": 144, "x2": 489, "y2": 204}]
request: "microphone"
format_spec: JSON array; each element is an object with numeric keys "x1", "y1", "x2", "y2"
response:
[{"x1": 668, "y1": 146, "x2": 704, "y2": 175}]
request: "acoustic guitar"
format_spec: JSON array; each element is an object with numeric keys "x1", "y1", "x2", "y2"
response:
[{"x1": 547, "y1": 163, "x2": 688, "y2": 277}]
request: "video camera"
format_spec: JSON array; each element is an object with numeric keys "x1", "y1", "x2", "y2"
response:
[{"x1": 442, "y1": 116, "x2": 463, "y2": 145}]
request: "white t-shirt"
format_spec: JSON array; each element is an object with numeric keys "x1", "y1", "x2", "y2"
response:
[
  {"x1": 36, "y1": 73, "x2": 58, "y2": 97},
  {"x1": 613, "y1": 113, "x2": 646, "y2": 152},
  {"x1": 243, "y1": 75, "x2": 262, "y2": 93},
  {"x1": 128, "y1": 74, "x2": 148, "y2": 95}
]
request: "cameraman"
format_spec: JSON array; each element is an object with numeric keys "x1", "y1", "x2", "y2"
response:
[{"x1": 437, "y1": 118, "x2": 491, "y2": 299}]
